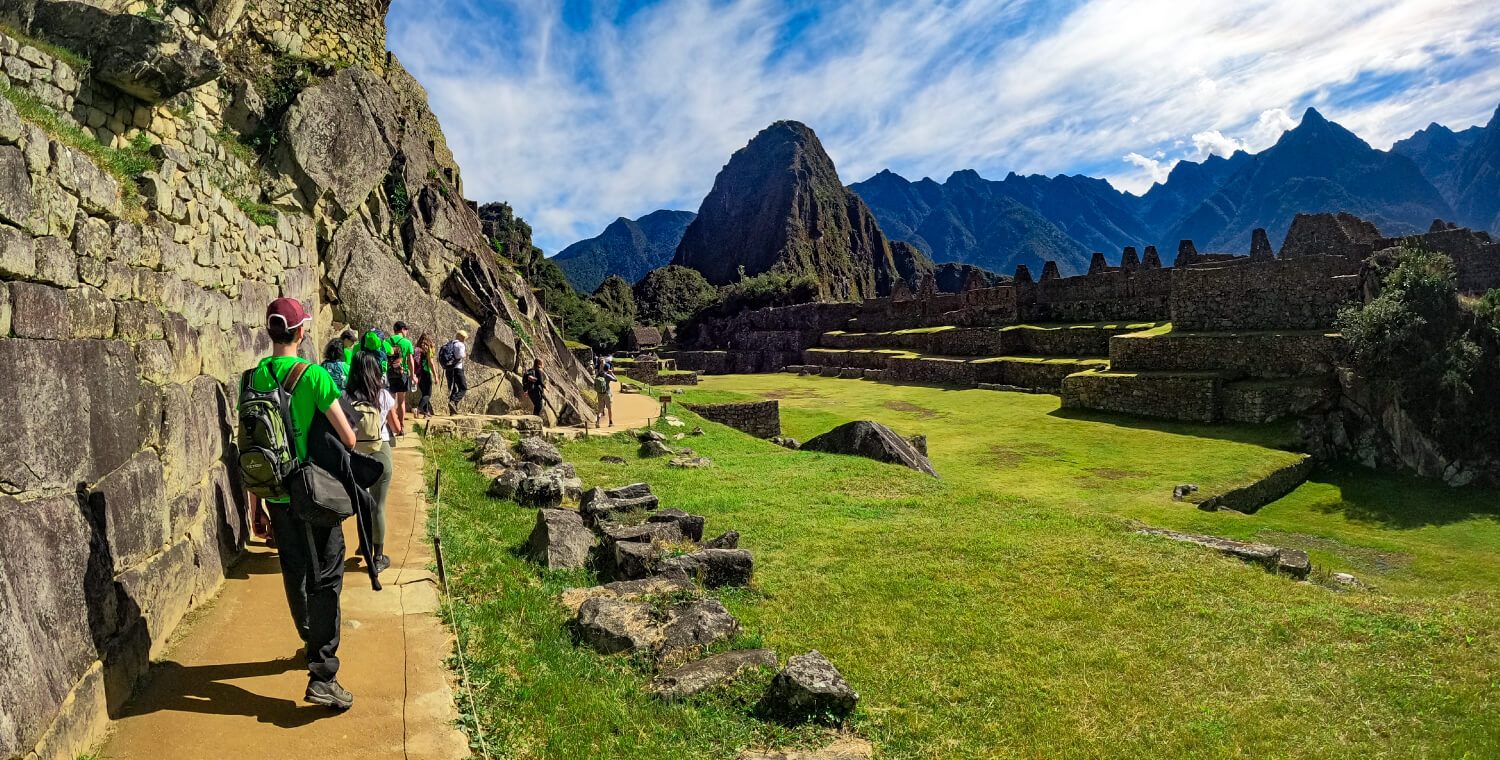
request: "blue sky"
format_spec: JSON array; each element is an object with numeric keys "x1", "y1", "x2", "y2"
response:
[{"x1": 388, "y1": 0, "x2": 1500, "y2": 255}]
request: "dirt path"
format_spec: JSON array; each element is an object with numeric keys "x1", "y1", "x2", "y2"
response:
[
  {"x1": 101, "y1": 437, "x2": 467, "y2": 760},
  {"x1": 583, "y1": 387, "x2": 663, "y2": 434}
]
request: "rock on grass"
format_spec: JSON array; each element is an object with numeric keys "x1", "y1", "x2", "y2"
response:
[
  {"x1": 759, "y1": 650, "x2": 858, "y2": 721},
  {"x1": 653, "y1": 648, "x2": 777, "y2": 701}
]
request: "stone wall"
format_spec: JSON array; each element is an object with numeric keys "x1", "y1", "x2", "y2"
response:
[
  {"x1": 1194, "y1": 456, "x2": 1314, "y2": 514},
  {"x1": 1109, "y1": 331, "x2": 1343, "y2": 379},
  {"x1": 1169, "y1": 256, "x2": 1360, "y2": 331},
  {"x1": 682, "y1": 400, "x2": 781, "y2": 439},
  {"x1": 0, "y1": 3, "x2": 595, "y2": 757},
  {"x1": 1061, "y1": 371, "x2": 1223, "y2": 423}
]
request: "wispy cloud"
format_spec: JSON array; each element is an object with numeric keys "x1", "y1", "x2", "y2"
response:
[{"x1": 388, "y1": 0, "x2": 1500, "y2": 253}]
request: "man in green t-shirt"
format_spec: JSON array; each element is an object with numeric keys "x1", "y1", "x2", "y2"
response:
[
  {"x1": 389, "y1": 321, "x2": 416, "y2": 433},
  {"x1": 248, "y1": 298, "x2": 359, "y2": 710},
  {"x1": 340, "y1": 328, "x2": 358, "y2": 377}
]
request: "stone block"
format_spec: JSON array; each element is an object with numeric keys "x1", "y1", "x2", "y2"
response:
[
  {"x1": 114, "y1": 539, "x2": 196, "y2": 658},
  {"x1": 136, "y1": 339, "x2": 175, "y2": 384},
  {"x1": 0, "y1": 93, "x2": 21, "y2": 143},
  {"x1": 67, "y1": 285, "x2": 115, "y2": 339},
  {"x1": 115, "y1": 300, "x2": 165, "y2": 341},
  {"x1": 0, "y1": 281, "x2": 8, "y2": 336},
  {"x1": 102, "y1": 261, "x2": 134, "y2": 301},
  {"x1": 161, "y1": 376, "x2": 227, "y2": 496},
  {"x1": 74, "y1": 213, "x2": 112, "y2": 260},
  {"x1": 163, "y1": 313, "x2": 201, "y2": 381},
  {"x1": 34, "y1": 234, "x2": 78, "y2": 286},
  {"x1": 77, "y1": 254, "x2": 105, "y2": 286},
  {"x1": 22, "y1": 124, "x2": 48, "y2": 174},
  {"x1": 110, "y1": 220, "x2": 143, "y2": 265},
  {"x1": 0, "y1": 144, "x2": 33, "y2": 227},
  {"x1": 0, "y1": 493, "x2": 114, "y2": 757},
  {"x1": 9, "y1": 280, "x2": 69, "y2": 339},
  {"x1": 29, "y1": 174, "x2": 79, "y2": 237},
  {"x1": 0, "y1": 223, "x2": 36, "y2": 278},
  {"x1": 88, "y1": 450, "x2": 169, "y2": 572}
]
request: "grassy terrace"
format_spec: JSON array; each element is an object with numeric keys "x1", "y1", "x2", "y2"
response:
[{"x1": 430, "y1": 374, "x2": 1500, "y2": 758}]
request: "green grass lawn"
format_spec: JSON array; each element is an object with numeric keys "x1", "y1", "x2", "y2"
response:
[{"x1": 429, "y1": 374, "x2": 1500, "y2": 759}]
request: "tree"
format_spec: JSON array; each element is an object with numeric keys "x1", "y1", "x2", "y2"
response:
[{"x1": 633, "y1": 265, "x2": 720, "y2": 326}]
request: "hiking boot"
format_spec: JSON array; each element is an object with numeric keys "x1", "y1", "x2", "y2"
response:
[
  {"x1": 306, "y1": 679, "x2": 354, "y2": 709},
  {"x1": 376, "y1": 554, "x2": 391, "y2": 573}
]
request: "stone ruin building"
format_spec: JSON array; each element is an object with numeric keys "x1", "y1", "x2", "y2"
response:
[{"x1": 669, "y1": 213, "x2": 1500, "y2": 483}]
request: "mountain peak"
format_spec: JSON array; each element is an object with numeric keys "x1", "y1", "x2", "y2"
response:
[{"x1": 1300, "y1": 106, "x2": 1329, "y2": 125}]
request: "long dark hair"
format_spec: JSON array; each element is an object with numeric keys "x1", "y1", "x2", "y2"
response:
[
  {"x1": 345, "y1": 351, "x2": 385, "y2": 404},
  {"x1": 322, "y1": 337, "x2": 345, "y2": 363}
]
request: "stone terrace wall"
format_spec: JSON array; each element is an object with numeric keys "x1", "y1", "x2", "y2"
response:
[
  {"x1": 1014, "y1": 267, "x2": 1172, "y2": 323},
  {"x1": 1170, "y1": 256, "x2": 1360, "y2": 331},
  {"x1": 1109, "y1": 331, "x2": 1343, "y2": 379},
  {"x1": 682, "y1": 400, "x2": 780, "y2": 438}
]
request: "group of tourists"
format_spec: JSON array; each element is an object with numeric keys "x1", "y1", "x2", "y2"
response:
[{"x1": 235, "y1": 298, "x2": 476, "y2": 711}]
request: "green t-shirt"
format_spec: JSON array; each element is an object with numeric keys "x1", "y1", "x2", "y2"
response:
[
  {"x1": 392, "y1": 335, "x2": 414, "y2": 374},
  {"x1": 246, "y1": 356, "x2": 340, "y2": 464}
]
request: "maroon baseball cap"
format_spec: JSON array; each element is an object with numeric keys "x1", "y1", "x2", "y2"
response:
[{"x1": 265, "y1": 297, "x2": 310, "y2": 331}]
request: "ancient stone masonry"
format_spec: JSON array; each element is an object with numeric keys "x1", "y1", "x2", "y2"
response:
[
  {"x1": 0, "y1": 3, "x2": 595, "y2": 758},
  {"x1": 682, "y1": 401, "x2": 781, "y2": 439}
]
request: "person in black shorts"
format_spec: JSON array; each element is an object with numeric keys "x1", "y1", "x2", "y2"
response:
[{"x1": 387, "y1": 321, "x2": 415, "y2": 433}]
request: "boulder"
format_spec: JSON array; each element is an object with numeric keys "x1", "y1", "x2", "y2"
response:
[
  {"x1": 638, "y1": 429, "x2": 667, "y2": 443},
  {"x1": 575, "y1": 598, "x2": 661, "y2": 655},
  {"x1": 516, "y1": 466, "x2": 583, "y2": 508},
  {"x1": 648, "y1": 508, "x2": 706, "y2": 542},
  {"x1": 605, "y1": 483, "x2": 653, "y2": 500},
  {"x1": 580, "y1": 488, "x2": 660, "y2": 527},
  {"x1": 700, "y1": 530, "x2": 740, "y2": 550},
  {"x1": 558, "y1": 568, "x2": 696, "y2": 615},
  {"x1": 486, "y1": 469, "x2": 526, "y2": 500},
  {"x1": 668, "y1": 456, "x2": 712, "y2": 469},
  {"x1": 524, "y1": 509, "x2": 594, "y2": 570},
  {"x1": 659, "y1": 548, "x2": 753, "y2": 588},
  {"x1": 653, "y1": 648, "x2": 777, "y2": 702},
  {"x1": 691, "y1": 427, "x2": 705, "y2": 436},
  {"x1": 600, "y1": 520, "x2": 683, "y2": 546},
  {"x1": 801, "y1": 421, "x2": 938, "y2": 478},
  {"x1": 640, "y1": 440, "x2": 674, "y2": 458},
  {"x1": 759, "y1": 650, "x2": 858, "y2": 720},
  {"x1": 659, "y1": 598, "x2": 741, "y2": 664},
  {"x1": 515, "y1": 436, "x2": 563, "y2": 466},
  {"x1": 771, "y1": 437, "x2": 800, "y2": 450},
  {"x1": 21, "y1": 1, "x2": 224, "y2": 102},
  {"x1": 600, "y1": 455, "x2": 627, "y2": 464},
  {"x1": 278, "y1": 67, "x2": 400, "y2": 220},
  {"x1": 474, "y1": 434, "x2": 516, "y2": 467},
  {"x1": 612, "y1": 540, "x2": 662, "y2": 581}
]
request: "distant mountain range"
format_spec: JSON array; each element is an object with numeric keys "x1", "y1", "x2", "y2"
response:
[
  {"x1": 552, "y1": 210, "x2": 697, "y2": 293},
  {"x1": 554, "y1": 103, "x2": 1500, "y2": 286}
]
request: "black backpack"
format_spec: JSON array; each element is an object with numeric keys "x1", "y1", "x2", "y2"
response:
[
  {"x1": 236, "y1": 362, "x2": 308, "y2": 501},
  {"x1": 437, "y1": 339, "x2": 460, "y2": 369}
]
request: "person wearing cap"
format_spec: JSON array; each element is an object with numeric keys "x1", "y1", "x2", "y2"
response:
[
  {"x1": 361, "y1": 328, "x2": 393, "y2": 375},
  {"x1": 388, "y1": 321, "x2": 415, "y2": 433},
  {"x1": 245, "y1": 297, "x2": 360, "y2": 710},
  {"x1": 446, "y1": 330, "x2": 469, "y2": 408}
]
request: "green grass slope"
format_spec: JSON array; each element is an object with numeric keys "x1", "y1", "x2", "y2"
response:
[{"x1": 429, "y1": 374, "x2": 1500, "y2": 759}]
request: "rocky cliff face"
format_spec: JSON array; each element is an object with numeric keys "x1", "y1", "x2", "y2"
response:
[
  {"x1": 0, "y1": 3, "x2": 589, "y2": 758},
  {"x1": 671, "y1": 120, "x2": 928, "y2": 301}
]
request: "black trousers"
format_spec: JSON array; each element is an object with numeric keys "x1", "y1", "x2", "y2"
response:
[
  {"x1": 268, "y1": 502, "x2": 344, "y2": 683},
  {"x1": 529, "y1": 390, "x2": 544, "y2": 417},
  {"x1": 446, "y1": 366, "x2": 467, "y2": 407},
  {"x1": 416, "y1": 370, "x2": 434, "y2": 415}
]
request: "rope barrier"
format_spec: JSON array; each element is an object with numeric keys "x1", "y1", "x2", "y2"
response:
[{"x1": 428, "y1": 458, "x2": 492, "y2": 760}]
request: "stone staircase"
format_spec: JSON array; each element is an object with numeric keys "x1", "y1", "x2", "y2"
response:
[
  {"x1": 791, "y1": 323, "x2": 1157, "y2": 393},
  {"x1": 1061, "y1": 329, "x2": 1343, "y2": 422}
]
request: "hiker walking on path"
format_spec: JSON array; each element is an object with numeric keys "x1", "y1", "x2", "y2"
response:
[
  {"x1": 594, "y1": 364, "x2": 616, "y2": 427},
  {"x1": 238, "y1": 298, "x2": 359, "y2": 710},
  {"x1": 439, "y1": 330, "x2": 469, "y2": 410},
  {"x1": 388, "y1": 321, "x2": 415, "y2": 433},
  {"x1": 522, "y1": 358, "x2": 547, "y2": 419},
  {"x1": 340, "y1": 329, "x2": 359, "y2": 375},
  {"x1": 362, "y1": 328, "x2": 393, "y2": 374},
  {"x1": 345, "y1": 351, "x2": 399, "y2": 573},
  {"x1": 321, "y1": 337, "x2": 349, "y2": 391},
  {"x1": 414, "y1": 332, "x2": 438, "y2": 419}
]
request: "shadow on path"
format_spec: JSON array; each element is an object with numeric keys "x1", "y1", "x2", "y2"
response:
[{"x1": 114, "y1": 653, "x2": 337, "y2": 728}]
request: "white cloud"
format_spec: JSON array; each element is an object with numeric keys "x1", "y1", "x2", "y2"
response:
[
  {"x1": 387, "y1": 0, "x2": 1500, "y2": 251},
  {"x1": 1191, "y1": 130, "x2": 1245, "y2": 158}
]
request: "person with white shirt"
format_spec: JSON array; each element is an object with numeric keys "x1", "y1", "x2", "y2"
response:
[{"x1": 441, "y1": 330, "x2": 469, "y2": 410}]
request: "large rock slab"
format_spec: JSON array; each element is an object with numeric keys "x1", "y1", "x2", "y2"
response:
[
  {"x1": 575, "y1": 597, "x2": 662, "y2": 655},
  {"x1": 760, "y1": 650, "x2": 858, "y2": 720},
  {"x1": 524, "y1": 509, "x2": 594, "y2": 570},
  {"x1": 801, "y1": 420, "x2": 938, "y2": 478},
  {"x1": 557, "y1": 568, "x2": 696, "y2": 616},
  {"x1": 659, "y1": 548, "x2": 754, "y2": 588},
  {"x1": 472, "y1": 434, "x2": 516, "y2": 467},
  {"x1": 88, "y1": 450, "x2": 168, "y2": 572},
  {"x1": 611, "y1": 540, "x2": 662, "y2": 581},
  {"x1": 653, "y1": 648, "x2": 777, "y2": 701},
  {"x1": 1137, "y1": 528, "x2": 1312, "y2": 579},
  {"x1": 600, "y1": 520, "x2": 683, "y2": 546},
  {"x1": 279, "y1": 66, "x2": 400, "y2": 220},
  {"x1": 648, "y1": 508, "x2": 706, "y2": 542},
  {"x1": 20, "y1": 1, "x2": 224, "y2": 101}
]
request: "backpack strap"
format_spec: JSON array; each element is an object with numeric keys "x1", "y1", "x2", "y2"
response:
[
  {"x1": 275, "y1": 362, "x2": 311, "y2": 462},
  {"x1": 280, "y1": 361, "x2": 310, "y2": 394}
]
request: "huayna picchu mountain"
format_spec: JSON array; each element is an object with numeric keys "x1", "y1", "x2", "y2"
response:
[
  {"x1": 671, "y1": 120, "x2": 931, "y2": 301},
  {"x1": 552, "y1": 209, "x2": 697, "y2": 294}
]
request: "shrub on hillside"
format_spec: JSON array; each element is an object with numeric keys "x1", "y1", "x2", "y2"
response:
[
  {"x1": 633, "y1": 265, "x2": 720, "y2": 326},
  {"x1": 531, "y1": 257, "x2": 629, "y2": 350},
  {"x1": 1338, "y1": 246, "x2": 1500, "y2": 456},
  {"x1": 591, "y1": 275, "x2": 638, "y2": 324}
]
